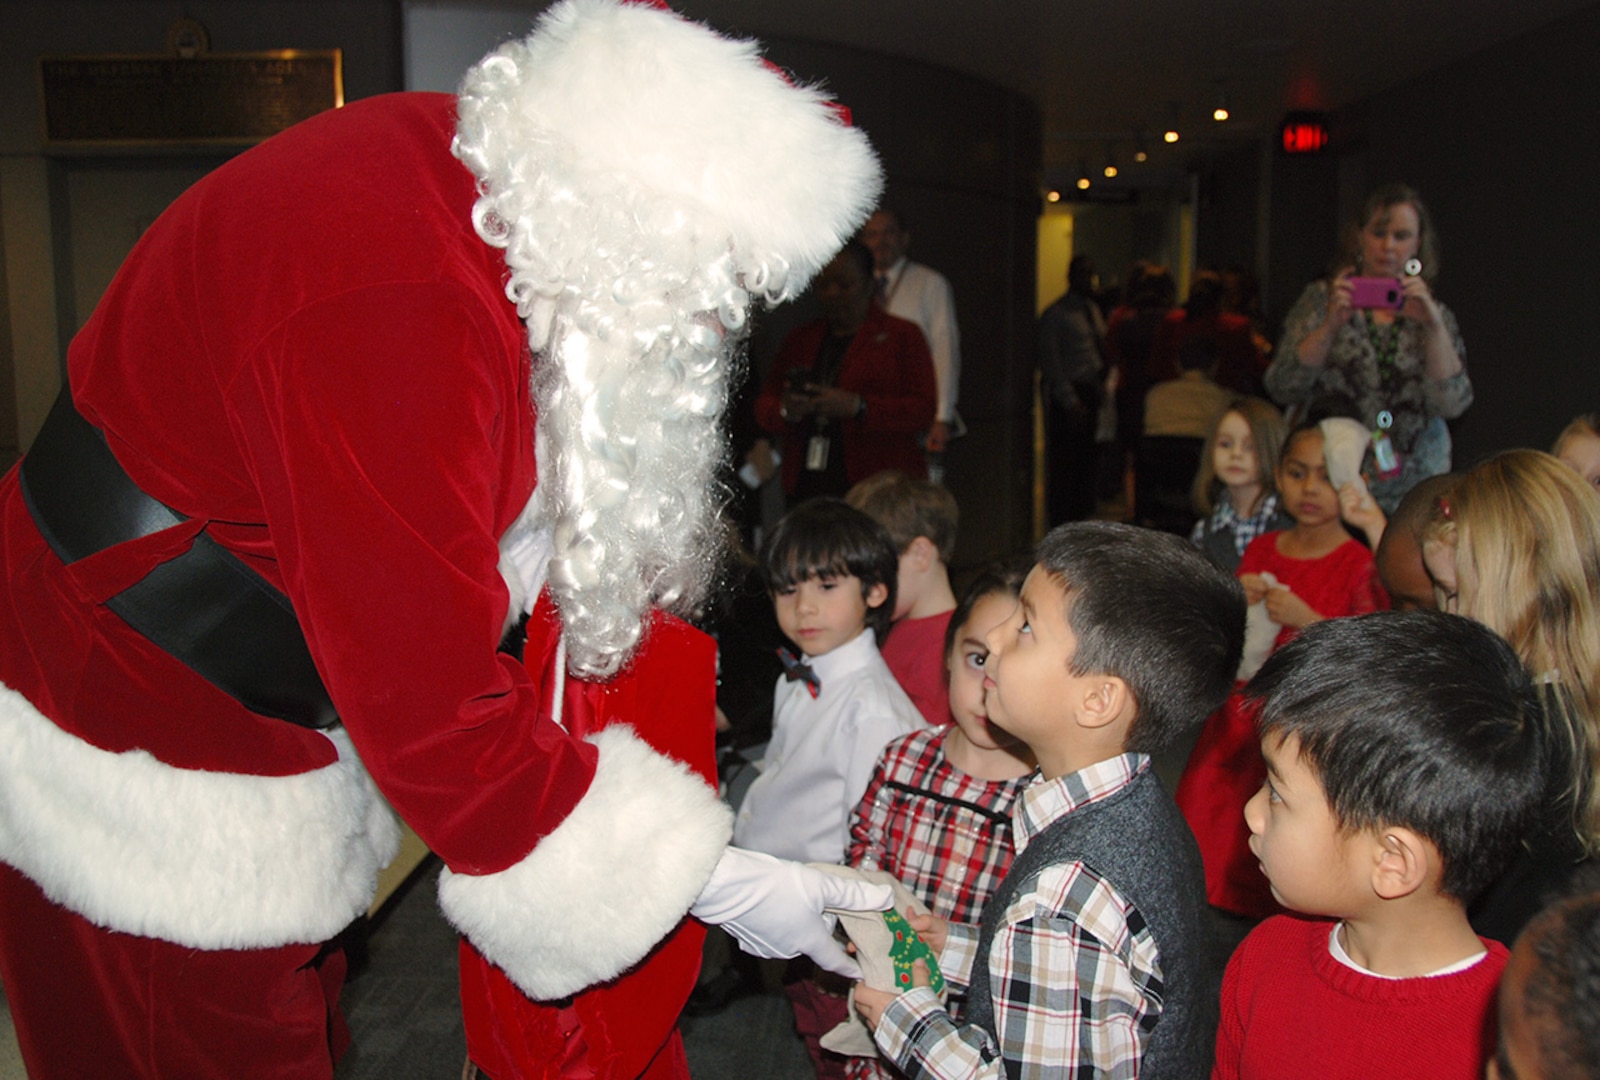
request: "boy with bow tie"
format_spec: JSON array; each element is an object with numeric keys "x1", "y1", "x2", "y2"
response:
[
  {"x1": 734, "y1": 498, "x2": 926, "y2": 865},
  {"x1": 732, "y1": 498, "x2": 926, "y2": 1075}
]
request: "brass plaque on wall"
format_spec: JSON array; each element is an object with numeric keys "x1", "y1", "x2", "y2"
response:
[{"x1": 39, "y1": 51, "x2": 343, "y2": 147}]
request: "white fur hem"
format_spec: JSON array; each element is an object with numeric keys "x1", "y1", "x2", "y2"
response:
[
  {"x1": 0, "y1": 682, "x2": 400, "y2": 948},
  {"x1": 438, "y1": 724, "x2": 731, "y2": 1000}
]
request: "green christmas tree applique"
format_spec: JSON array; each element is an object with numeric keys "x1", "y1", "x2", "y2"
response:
[{"x1": 883, "y1": 908, "x2": 944, "y2": 995}]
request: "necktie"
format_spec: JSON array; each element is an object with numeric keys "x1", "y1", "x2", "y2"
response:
[{"x1": 777, "y1": 648, "x2": 821, "y2": 698}]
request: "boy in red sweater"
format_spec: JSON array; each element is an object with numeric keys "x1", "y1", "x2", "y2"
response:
[
  {"x1": 846, "y1": 471, "x2": 959, "y2": 728},
  {"x1": 1215, "y1": 611, "x2": 1553, "y2": 1080}
]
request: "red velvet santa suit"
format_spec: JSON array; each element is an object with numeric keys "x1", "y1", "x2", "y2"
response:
[
  {"x1": 460, "y1": 601, "x2": 714, "y2": 1080},
  {"x1": 0, "y1": 92, "x2": 728, "y2": 1078}
]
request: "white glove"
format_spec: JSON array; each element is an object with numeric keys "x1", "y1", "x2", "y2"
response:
[
  {"x1": 689, "y1": 846, "x2": 894, "y2": 979},
  {"x1": 497, "y1": 505, "x2": 553, "y2": 622}
]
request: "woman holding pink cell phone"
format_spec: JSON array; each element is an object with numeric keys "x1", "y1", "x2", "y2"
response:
[{"x1": 1266, "y1": 183, "x2": 1471, "y2": 512}]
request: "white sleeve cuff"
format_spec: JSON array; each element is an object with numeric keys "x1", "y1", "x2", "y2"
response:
[{"x1": 437, "y1": 724, "x2": 732, "y2": 1000}]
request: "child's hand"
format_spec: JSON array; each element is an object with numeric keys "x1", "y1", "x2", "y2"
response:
[
  {"x1": 853, "y1": 958, "x2": 933, "y2": 1032},
  {"x1": 853, "y1": 980, "x2": 895, "y2": 1032},
  {"x1": 1264, "y1": 587, "x2": 1320, "y2": 629},
  {"x1": 1238, "y1": 573, "x2": 1269, "y2": 606},
  {"x1": 1338, "y1": 482, "x2": 1387, "y2": 548},
  {"x1": 906, "y1": 910, "x2": 948, "y2": 956}
]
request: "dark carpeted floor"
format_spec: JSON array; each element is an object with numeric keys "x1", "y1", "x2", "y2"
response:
[{"x1": 335, "y1": 861, "x2": 813, "y2": 1080}]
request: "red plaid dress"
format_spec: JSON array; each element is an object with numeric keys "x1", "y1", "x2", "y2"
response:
[{"x1": 841, "y1": 727, "x2": 1029, "y2": 1079}]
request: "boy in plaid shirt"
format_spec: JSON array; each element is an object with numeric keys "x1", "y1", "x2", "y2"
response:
[{"x1": 855, "y1": 523, "x2": 1244, "y2": 1078}]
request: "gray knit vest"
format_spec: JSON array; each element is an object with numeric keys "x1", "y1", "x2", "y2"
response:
[{"x1": 964, "y1": 767, "x2": 1217, "y2": 1079}]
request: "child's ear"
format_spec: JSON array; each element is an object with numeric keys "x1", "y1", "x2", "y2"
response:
[
  {"x1": 905, "y1": 536, "x2": 936, "y2": 571},
  {"x1": 1076, "y1": 676, "x2": 1131, "y2": 731},
  {"x1": 1370, "y1": 826, "x2": 1432, "y2": 901},
  {"x1": 864, "y1": 582, "x2": 890, "y2": 610}
]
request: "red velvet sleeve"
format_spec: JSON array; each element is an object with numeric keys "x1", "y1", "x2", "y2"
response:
[{"x1": 232, "y1": 280, "x2": 594, "y2": 876}]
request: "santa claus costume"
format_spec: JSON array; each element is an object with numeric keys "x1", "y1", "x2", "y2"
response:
[{"x1": 0, "y1": 2, "x2": 886, "y2": 1076}]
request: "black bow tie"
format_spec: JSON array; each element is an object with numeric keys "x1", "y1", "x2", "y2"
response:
[{"x1": 777, "y1": 648, "x2": 821, "y2": 698}]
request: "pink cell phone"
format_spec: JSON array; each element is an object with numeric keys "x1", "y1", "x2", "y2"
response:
[{"x1": 1347, "y1": 276, "x2": 1404, "y2": 311}]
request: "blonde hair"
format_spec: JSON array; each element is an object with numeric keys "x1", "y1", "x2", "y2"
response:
[
  {"x1": 845, "y1": 470, "x2": 959, "y2": 562},
  {"x1": 1425, "y1": 449, "x2": 1600, "y2": 848},
  {"x1": 1553, "y1": 413, "x2": 1600, "y2": 457},
  {"x1": 1191, "y1": 397, "x2": 1288, "y2": 517}
]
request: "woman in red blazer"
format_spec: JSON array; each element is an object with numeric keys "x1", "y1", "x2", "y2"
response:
[{"x1": 756, "y1": 241, "x2": 937, "y2": 499}]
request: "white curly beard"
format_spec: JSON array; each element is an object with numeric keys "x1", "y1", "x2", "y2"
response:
[{"x1": 452, "y1": 0, "x2": 882, "y2": 676}]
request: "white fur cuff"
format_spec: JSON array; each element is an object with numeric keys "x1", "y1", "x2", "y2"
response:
[
  {"x1": 437, "y1": 724, "x2": 731, "y2": 1000},
  {"x1": 0, "y1": 682, "x2": 400, "y2": 948}
]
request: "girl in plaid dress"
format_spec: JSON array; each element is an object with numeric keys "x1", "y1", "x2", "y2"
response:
[{"x1": 837, "y1": 566, "x2": 1037, "y2": 1079}]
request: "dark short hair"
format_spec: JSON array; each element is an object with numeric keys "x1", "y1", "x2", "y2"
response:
[
  {"x1": 943, "y1": 558, "x2": 1031, "y2": 666},
  {"x1": 845, "y1": 470, "x2": 959, "y2": 562},
  {"x1": 1036, "y1": 522, "x2": 1245, "y2": 753},
  {"x1": 1518, "y1": 878, "x2": 1600, "y2": 1077},
  {"x1": 835, "y1": 238, "x2": 876, "y2": 284},
  {"x1": 1245, "y1": 610, "x2": 1548, "y2": 902},
  {"x1": 762, "y1": 498, "x2": 899, "y2": 643},
  {"x1": 1184, "y1": 269, "x2": 1225, "y2": 319},
  {"x1": 1067, "y1": 254, "x2": 1096, "y2": 294}
]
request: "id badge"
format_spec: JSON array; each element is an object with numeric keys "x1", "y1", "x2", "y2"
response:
[
  {"x1": 806, "y1": 435, "x2": 830, "y2": 472},
  {"x1": 1371, "y1": 411, "x2": 1402, "y2": 480}
]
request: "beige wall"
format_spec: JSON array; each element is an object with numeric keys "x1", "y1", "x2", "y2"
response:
[{"x1": 0, "y1": 1, "x2": 401, "y2": 461}]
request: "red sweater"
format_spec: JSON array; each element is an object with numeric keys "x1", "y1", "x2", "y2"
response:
[
  {"x1": 881, "y1": 610, "x2": 953, "y2": 728},
  {"x1": 1213, "y1": 915, "x2": 1506, "y2": 1080}
]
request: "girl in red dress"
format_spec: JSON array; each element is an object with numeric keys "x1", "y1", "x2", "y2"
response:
[{"x1": 1177, "y1": 419, "x2": 1387, "y2": 919}]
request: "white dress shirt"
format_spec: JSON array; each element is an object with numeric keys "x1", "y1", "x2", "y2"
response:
[
  {"x1": 733, "y1": 629, "x2": 926, "y2": 863},
  {"x1": 882, "y1": 257, "x2": 961, "y2": 425}
]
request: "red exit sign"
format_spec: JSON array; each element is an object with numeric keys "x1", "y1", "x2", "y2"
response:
[{"x1": 1280, "y1": 113, "x2": 1330, "y2": 154}]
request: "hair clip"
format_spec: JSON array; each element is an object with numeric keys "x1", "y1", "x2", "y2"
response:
[{"x1": 1437, "y1": 495, "x2": 1453, "y2": 520}]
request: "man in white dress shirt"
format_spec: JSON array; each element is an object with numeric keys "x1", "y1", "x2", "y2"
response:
[{"x1": 860, "y1": 209, "x2": 962, "y2": 474}]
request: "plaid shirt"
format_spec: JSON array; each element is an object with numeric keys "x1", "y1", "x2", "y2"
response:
[
  {"x1": 848, "y1": 727, "x2": 1029, "y2": 924},
  {"x1": 873, "y1": 754, "x2": 1163, "y2": 1080},
  {"x1": 1189, "y1": 491, "x2": 1285, "y2": 559}
]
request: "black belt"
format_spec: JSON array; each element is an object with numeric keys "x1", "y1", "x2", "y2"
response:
[{"x1": 18, "y1": 388, "x2": 338, "y2": 729}]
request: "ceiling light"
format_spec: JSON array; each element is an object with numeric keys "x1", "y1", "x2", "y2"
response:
[
  {"x1": 1163, "y1": 128, "x2": 1180, "y2": 143},
  {"x1": 1046, "y1": 189, "x2": 1061, "y2": 203},
  {"x1": 1133, "y1": 134, "x2": 1149, "y2": 163},
  {"x1": 1103, "y1": 146, "x2": 1118, "y2": 178},
  {"x1": 1213, "y1": 84, "x2": 1230, "y2": 122}
]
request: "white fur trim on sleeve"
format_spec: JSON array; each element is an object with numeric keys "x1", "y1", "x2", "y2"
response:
[
  {"x1": 437, "y1": 724, "x2": 732, "y2": 1000},
  {"x1": 0, "y1": 682, "x2": 400, "y2": 949}
]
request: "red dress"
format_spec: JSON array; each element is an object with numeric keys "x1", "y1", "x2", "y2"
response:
[{"x1": 1176, "y1": 534, "x2": 1386, "y2": 916}]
